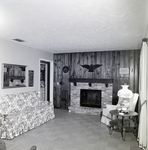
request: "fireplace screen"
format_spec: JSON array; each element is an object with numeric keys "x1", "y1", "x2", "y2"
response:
[{"x1": 80, "y1": 89, "x2": 101, "y2": 108}]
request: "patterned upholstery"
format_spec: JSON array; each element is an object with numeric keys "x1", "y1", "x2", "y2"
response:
[
  {"x1": 0, "y1": 139, "x2": 6, "y2": 150},
  {"x1": 0, "y1": 91, "x2": 55, "y2": 139}
]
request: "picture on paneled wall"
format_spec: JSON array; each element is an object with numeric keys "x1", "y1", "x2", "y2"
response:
[
  {"x1": 3, "y1": 63, "x2": 26, "y2": 88},
  {"x1": 28, "y1": 70, "x2": 34, "y2": 87}
]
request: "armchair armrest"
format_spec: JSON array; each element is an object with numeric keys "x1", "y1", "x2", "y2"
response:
[{"x1": 106, "y1": 105, "x2": 117, "y2": 110}]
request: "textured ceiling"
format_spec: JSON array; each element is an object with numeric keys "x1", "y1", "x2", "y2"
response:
[{"x1": 0, "y1": 0, "x2": 147, "y2": 53}]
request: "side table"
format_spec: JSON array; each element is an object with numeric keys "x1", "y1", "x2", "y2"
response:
[{"x1": 109, "y1": 109, "x2": 138, "y2": 141}]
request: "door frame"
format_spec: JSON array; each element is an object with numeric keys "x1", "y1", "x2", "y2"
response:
[
  {"x1": 39, "y1": 59, "x2": 53, "y2": 105},
  {"x1": 40, "y1": 62, "x2": 48, "y2": 101}
]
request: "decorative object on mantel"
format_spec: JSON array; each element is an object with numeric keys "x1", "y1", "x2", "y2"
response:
[
  {"x1": 62, "y1": 65, "x2": 69, "y2": 73},
  {"x1": 117, "y1": 84, "x2": 133, "y2": 110},
  {"x1": 80, "y1": 64, "x2": 102, "y2": 72}
]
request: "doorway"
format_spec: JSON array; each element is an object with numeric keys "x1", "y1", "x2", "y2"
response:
[{"x1": 40, "y1": 60, "x2": 50, "y2": 101}]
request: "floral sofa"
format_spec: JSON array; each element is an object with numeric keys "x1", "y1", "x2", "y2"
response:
[{"x1": 0, "y1": 91, "x2": 55, "y2": 139}]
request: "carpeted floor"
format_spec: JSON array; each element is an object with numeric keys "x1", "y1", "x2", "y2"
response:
[{"x1": 4, "y1": 109, "x2": 140, "y2": 150}]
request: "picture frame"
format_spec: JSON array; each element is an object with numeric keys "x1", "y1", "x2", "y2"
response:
[
  {"x1": 3, "y1": 63, "x2": 26, "y2": 88},
  {"x1": 28, "y1": 70, "x2": 34, "y2": 87}
]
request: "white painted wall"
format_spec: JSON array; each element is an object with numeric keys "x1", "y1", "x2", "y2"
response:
[{"x1": 0, "y1": 38, "x2": 53, "y2": 103}]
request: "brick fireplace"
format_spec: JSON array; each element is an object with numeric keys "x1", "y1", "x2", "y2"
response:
[{"x1": 68, "y1": 79, "x2": 113, "y2": 115}]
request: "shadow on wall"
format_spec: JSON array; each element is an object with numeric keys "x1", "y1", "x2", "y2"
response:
[{"x1": 112, "y1": 96, "x2": 119, "y2": 105}]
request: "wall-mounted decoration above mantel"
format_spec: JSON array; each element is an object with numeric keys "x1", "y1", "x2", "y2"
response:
[
  {"x1": 3, "y1": 63, "x2": 26, "y2": 88},
  {"x1": 80, "y1": 64, "x2": 102, "y2": 72}
]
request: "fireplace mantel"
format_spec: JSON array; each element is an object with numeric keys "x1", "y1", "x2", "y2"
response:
[
  {"x1": 69, "y1": 78, "x2": 113, "y2": 83},
  {"x1": 69, "y1": 78, "x2": 113, "y2": 87}
]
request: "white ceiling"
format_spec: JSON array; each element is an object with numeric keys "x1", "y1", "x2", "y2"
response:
[{"x1": 0, "y1": 0, "x2": 147, "y2": 53}]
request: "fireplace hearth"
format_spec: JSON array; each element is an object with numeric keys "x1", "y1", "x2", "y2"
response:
[{"x1": 80, "y1": 89, "x2": 101, "y2": 108}]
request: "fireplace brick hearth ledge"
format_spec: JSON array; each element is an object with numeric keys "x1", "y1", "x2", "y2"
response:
[{"x1": 68, "y1": 79, "x2": 113, "y2": 116}]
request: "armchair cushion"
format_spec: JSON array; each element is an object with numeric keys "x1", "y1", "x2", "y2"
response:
[{"x1": 106, "y1": 105, "x2": 117, "y2": 110}]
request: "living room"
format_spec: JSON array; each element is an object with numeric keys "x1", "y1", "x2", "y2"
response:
[{"x1": 0, "y1": 0, "x2": 148, "y2": 150}]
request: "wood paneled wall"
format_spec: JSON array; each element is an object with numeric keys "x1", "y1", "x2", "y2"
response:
[{"x1": 53, "y1": 50, "x2": 140, "y2": 108}]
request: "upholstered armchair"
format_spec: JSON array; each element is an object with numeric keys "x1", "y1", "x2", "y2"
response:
[{"x1": 101, "y1": 93, "x2": 139, "y2": 126}]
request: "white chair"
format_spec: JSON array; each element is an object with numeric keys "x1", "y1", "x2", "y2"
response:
[
  {"x1": 128, "y1": 93, "x2": 139, "y2": 111},
  {"x1": 101, "y1": 93, "x2": 139, "y2": 126}
]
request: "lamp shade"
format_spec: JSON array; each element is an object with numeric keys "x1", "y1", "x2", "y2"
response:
[{"x1": 117, "y1": 85, "x2": 133, "y2": 99}]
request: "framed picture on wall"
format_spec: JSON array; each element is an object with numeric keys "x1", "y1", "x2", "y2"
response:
[
  {"x1": 28, "y1": 70, "x2": 34, "y2": 87},
  {"x1": 3, "y1": 63, "x2": 26, "y2": 88}
]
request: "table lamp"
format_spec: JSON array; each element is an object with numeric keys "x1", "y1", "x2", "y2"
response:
[{"x1": 117, "y1": 85, "x2": 133, "y2": 110}]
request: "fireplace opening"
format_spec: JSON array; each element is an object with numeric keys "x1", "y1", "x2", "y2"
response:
[{"x1": 80, "y1": 89, "x2": 101, "y2": 108}]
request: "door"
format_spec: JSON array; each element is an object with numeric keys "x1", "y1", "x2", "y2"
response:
[{"x1": 40, "y1": 61, "x2": 50, "y2": 101}]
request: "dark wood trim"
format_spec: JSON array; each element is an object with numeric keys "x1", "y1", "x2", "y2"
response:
[{"x1": 69, "y1": 78, "x2": 113, "y2": 83}]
